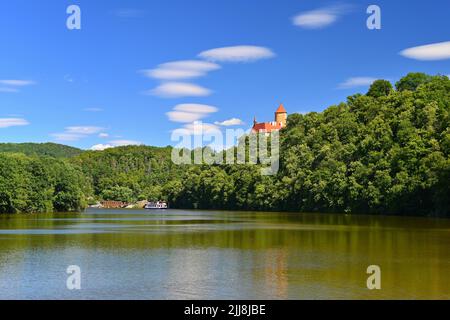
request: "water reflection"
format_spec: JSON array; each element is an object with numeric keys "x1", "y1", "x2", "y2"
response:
[{"x1": 0, "y1": 209, "x2": 449, "y2": 299}]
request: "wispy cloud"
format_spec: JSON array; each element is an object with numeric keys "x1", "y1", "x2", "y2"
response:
[
  {"x1": 292, "y1": 5, "x2": 351, "y2": 29},
  {"x1": 0, "y1": 79, "x2": 35, "y2": 93},
  {"x1": 147, "y1": 82, "x2": 212, "y2": 98},
  {"x1": 175, "y1": 122, "x2": 221, "y2": 135},
  {"x1": 65, "y1": 126, "x2": 104, "y2": 135},
  {"x1": 141, "y1": 60, "x2": 220, "y2": 80},
  {"x1": 0, "y1": 118, "x2": 30, "y2": 128},
  {"x1": 400, "y1": 41, "x2": 450, "y2": 61},
  {"x1": 167, "y1": 104, "x2": 218, "y2": 123},
  {"x1": 0, "y1": 80, "x2": 35, "y2": 86},
  {"x1": 184, "y1": 122, "x2": 219, "y2": 134},
  {"x1": 174, "y1": 104, "x2": 218, "y2": 114},
  {"x1": 109, "y1": 139, "x2": 141, "y2": 146},
  {"x1": 338, "y1": 77, "x2": 377, "y2": 89},
  {"x1": 199, "y1": 46, "x2": 276, "y2": 63},
  {"x1": 98, "y1": 133, "x2": 109, "y2": 138},
  {"x1": 52, "y1": 126, "x2": 105, "y2": 141},
  {"x1": 214, "y1": 118, "x2": 244, "y2": 126},
  {"x1": 91, "y1": 139, "x2": 142, "y2": 151},
  {"x1": 167, "y1": 111, "x2": 205, "y2": 123}
]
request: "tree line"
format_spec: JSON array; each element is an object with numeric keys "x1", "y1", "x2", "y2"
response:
[{"x1": 0, "y1": 73, "x2": 448, "y2": 216}]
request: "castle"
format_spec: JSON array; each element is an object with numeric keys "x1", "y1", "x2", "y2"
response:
[{"x1": 252, "y1": 104, "x2": 287, "y2": 133}]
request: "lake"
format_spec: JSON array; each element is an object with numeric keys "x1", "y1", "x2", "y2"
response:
[{"x1": 0, "y1": 209, "x2": 449, "y2": 300}]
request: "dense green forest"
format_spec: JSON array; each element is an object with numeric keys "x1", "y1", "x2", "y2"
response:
[
  {"x1": 0, "y1": 73, "x2": 449, "y2": 216},
  {"x1": 0, "y1": 153, "x2": 88, "y2": 213},
  {"x1": 166, "y1": 73, "x2": 449, "y2": 216},
  {"x1": 0, "y1": 143, "x2": 82, "y2": 158}
]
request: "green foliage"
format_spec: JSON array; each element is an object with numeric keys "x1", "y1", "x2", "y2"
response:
[
  {"x1": 1, "y1": 73, "x2": 448, "y2": 217},
  {"x1": 0, "y1": 154, "x2": 87, "y2": 213},
  {"x1": 0, "y1": 143, "x2": 82, "y2": 158},
  {"x1": 395, "y1": 72, "x2": 433, "y2": 92},
  {"x1": 70, "y1": 145, "x2": 186, "y2": 202},
  {"x1": 101, "y1": 186, "x2": 135, "y2": 203},
  {"x1": 166, "y1": 73, "x2": 450, "y2": 217},
  {"x1": 367, "y1": 80, "x2": 393, "y2": 98}
]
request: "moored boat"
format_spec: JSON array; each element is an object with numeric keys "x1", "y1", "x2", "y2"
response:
[{"x1": 145, "y1": 201, "x2": 168, "y2": 210}]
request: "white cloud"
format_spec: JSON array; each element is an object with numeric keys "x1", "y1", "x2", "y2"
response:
[
  {"x1": 141, "y1": 60, "x2": 221, "y2": 80},
  {"x1": 199, "y1": 45, "x2": 276, "y2": 63},
  {"x1": 167, "y1": 111, "x2": 206, "y2": 123},
  {"x1": 181, "y1": 122, "x2": 220, "y2": 135},
  {"x1": 91, "y1": 144, "x2": 113, "y2": 151},
  {"x1": 52, "y1": 126, "x2": 105, "y2": 142},
  {"x1": 65, "y1": 126, "x2": 104, "y2": 135},
  {"x1": 99, "y1": 133, "x2": 109, "y2": 138},
  {"x1": 338, "y1": 77, "x2": 377, "y2": 89},
  {"x1": 400, "y1": 41, "x2": 450, "y2": 61},
  {"x1": 167, "y1": 105, "x2": 218, "y2": 123},
  {"x1": 148, "y1": 82, "x2": 212, "y2": 98},
  {"x1": 109, "y1": 140, "x2": 142, "y2": 146},
  {"x1": 0, "y1": 118, "x2": 30, "y2": 128},
  {"x1": 174, "y1": 103, "x2": 218, "y2": 114},
  {"x1": 0, "y1": 80, "x2": 35, "y2": 86},
  {"x1": 0, "y1": 79, "x2": 35, "y2": 93},
  {"x1": 160, "y1": 60, "x2": 220, "y2": 72},
  {"x1": 214, "y1": 118, "x2": 244, "y2": 126},
  {"x1": 167, "y1": 104, "x2": 218, "y2": 123},
  {"x1": 90, "y1": 140, "x2": 141, "y2": 151},
  {"x1": 293, "y1": 5, "x2": 350, "y2": 29},
  {"x1": 143, "y1": 68, "x2": 205, "y2": 80}
]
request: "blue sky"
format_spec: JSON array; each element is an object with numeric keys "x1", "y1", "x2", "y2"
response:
[{"x1": 0, "y1": 0, "x2": 449, "y2": 150}]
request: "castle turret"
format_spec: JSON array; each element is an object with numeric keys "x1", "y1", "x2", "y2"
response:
[
  {"x1": 252, "y1": 103, "x2": 288, "y2": 133},
  {"x1": 275, "y1": 104, "x2": 287, "y2": 128}
]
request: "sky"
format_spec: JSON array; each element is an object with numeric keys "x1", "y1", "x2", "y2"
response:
[{"x1": 0, "y1": 0, "x2": 449, "y2": 150}]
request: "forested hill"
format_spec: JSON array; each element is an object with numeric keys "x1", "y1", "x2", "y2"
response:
[
  {"x1": 0, "y1": 73, "x2": 449, "y2": 217},
  {"x1": 0, "y1": 143, "x2": 82, "y2": 158},
  {"x1": 70, "y1": 145, "x2": 185, "y2": 202},
  {"x1": 165, "y1": 73, "x2": 450, "y2": 217}
]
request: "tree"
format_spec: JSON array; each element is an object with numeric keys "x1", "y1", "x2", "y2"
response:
[
  {"x1": 367, "y1": 80, "x2": 393, "y2": 98},
  {"x1": 101, "y1": 186, "x2": 135, "y2": 203},
  {"x1": 395, "y1": 73, "x2": 432, "y2": 92}
]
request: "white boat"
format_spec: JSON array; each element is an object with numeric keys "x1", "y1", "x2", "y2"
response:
[{"x1": 145, "y1": 201, "x2": 168, "y2": 210}]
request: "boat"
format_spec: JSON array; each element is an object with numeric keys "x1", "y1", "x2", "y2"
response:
[{"x1": 144, "y1": 201, "x2": 168, "y2": 210}]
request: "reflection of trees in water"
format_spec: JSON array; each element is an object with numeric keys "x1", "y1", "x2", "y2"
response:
[{"x1": 0, "y1": 210, "x2": 449, "y2": 299}]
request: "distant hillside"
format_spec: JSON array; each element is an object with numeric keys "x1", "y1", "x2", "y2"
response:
[
  {"x1": 70, "y1": 145, "x2": 186, "y2": 201},
  {"x1": 0, "y1": 143, "x2": 83, "y2": 158}
]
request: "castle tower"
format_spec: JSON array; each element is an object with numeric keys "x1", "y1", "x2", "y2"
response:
[{"x1": 275, "y1": 104, "x2": 287, "y2": 128}]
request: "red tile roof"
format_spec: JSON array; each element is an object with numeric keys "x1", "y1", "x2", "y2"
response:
[
  {"x1": 275, "y1": 104, "x2": 287, "y2": 113},
  {"x1": 252, "y1": 122, "x2": 283, "y2": 132}
]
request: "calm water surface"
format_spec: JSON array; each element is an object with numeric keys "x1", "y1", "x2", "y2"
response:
[{"x1": 0, "y1": 209, "x2": 449, "y2": 300}]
